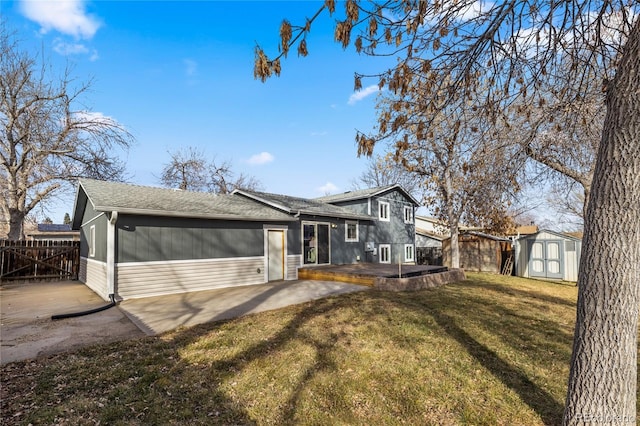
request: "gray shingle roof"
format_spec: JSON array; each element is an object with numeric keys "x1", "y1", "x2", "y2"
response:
[
  {"x1": 314, "y1": 184, "x2": 420, "y2": 206},
  {"x1": 234, "y1": 190, "x2": 372, "y2": 220},
  {"x1": 76, "y1": 179, "x2": 296, "y2": 222}
]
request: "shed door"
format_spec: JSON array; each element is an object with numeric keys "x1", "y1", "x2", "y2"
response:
[
  {"x1": 267, "y1": 230, "x2": 284, "y2": 281},
  {"x1": 529, "y1": 240, "x2": 563, "y2": 279}
]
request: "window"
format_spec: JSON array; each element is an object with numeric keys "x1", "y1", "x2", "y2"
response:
[
  {"x1": 404, "y1": 206, "x2": 414, "y2": 224},
  {"x1": 378, "y1": 201, "x2": 390, "y2": 222},
  {"x1": 379, "y1": 244, "x2": 391, "y2": 263},
  {"x1": 89, "y1": 225, "x2": 96, "y2": 257},
  {"x1": 404, "y1": 244, "x2": 415, "y2": 262},
  {"x1": 345, "y1": 220, "x2": 358, "y2": 242}
]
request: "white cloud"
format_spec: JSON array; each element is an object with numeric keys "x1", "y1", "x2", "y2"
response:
[
  {"x1": 310, "y1": 131, "x2": 328, "y2": 137},
  {"x1": 20, "y1": 0, "x2": 101, "y2": 39},
  {"x1": 348, "y1": 85, "x2": 381, "y2": 105},
  {"x1": 246, "y1": 152, "x2": 274, "y2": 165},
  {"x1": 72, "y1": 111, "x2": 126, "y2": 131},
  {"x1": 455, "y1": 1, "x2": 495, "y2": 21},
  {"x1": 317, "y1": 182, "x2": 339, "y2": 195}
]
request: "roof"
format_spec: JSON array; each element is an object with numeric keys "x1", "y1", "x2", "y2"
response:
[
  {"x1": 37, "y1": 224, "x2": 73, "y2": 232},
  {"x1": 515, "y1": 225, "x2": 539, "y2": 235},
  {"x1": 72, "y1": 179, "x2": 296, "y2": 228},
  {"x1": 415, "y1": 228, "x2": 446, "y2": 241},
  {"x1": 314, "y1": 184, "x2": 420, "y2": 206},
  {"x1": 460, "y1": 231, "x2": 511, "y2": 242},
  {"x1": 516, "y1": 229, "x2": 582, "y2": 242},
  {"x1": 233, "y1": 190, "x2": 372, "y2": 221}
]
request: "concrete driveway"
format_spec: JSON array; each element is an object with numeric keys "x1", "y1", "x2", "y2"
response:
[
  {"x1": 1, "y1": 281, "x2": 144, "y2": 365},
  {"x1": 1, "y1": 280, "x2": 368, "y2": 364}
]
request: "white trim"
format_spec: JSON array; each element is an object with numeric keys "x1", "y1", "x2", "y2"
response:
[
  {"x1": 263, "y1": 224, "x2": 288, "y2": 230},
  {"x1": 379, "y1": 244, "x2": 391, "y2": 263},
  {"x1": 106, "y1": 212, "x2": 117, "y2": 295},
  {"x1": 378, "y1": 201, "x2": 390, "y2": 222},
  {"x1": 345, "y1": 220, "x2": 359, "y2": 242},
  {"x1": 117, "y1": 255, "x2": 264, "y2": 267},
  {"x1": 81, "y1": 212, "x2": 106, "y2": 228}
]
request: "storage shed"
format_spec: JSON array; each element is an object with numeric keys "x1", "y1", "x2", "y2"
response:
[
  {"x1": 443, "y1": 231, "x2": 511, "y2": 273},
  {"x1": 514, "y1": 229, "x2": 582, "y2": 282}
]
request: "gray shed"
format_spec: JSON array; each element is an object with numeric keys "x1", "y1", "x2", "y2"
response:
[{"x1": 514, "y1": 229, "x2": 582, "y2": 282}]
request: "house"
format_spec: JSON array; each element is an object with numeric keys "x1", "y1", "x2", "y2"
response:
[
  {"x1": 26, "y1": 224, "x2": 80, "y2": 241},
  {"x1": 71, "y1": 179, "x2": 418, "y2": 301},
  {"x1": 442, "y1": 231, "x2": 512, "y2": 274},
  {"x1": 514, "y1": 229, "x2": 582, "y2": 281}
]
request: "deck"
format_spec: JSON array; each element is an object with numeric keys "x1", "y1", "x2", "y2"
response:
[{"x1": 297, "y1": 263, "x2": 448, "y2": 287}]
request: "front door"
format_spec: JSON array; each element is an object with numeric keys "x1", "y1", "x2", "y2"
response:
[
  {"x1": 529, "y1": 240, "x2": 563, "y2": 279},
  {"x1": 267, "y1": 230, "x2": 284, "y2": 281}
]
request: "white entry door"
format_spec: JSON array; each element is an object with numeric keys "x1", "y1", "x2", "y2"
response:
[{"x1": 267, "y1": 230, "x2": 284, "y2": 281}]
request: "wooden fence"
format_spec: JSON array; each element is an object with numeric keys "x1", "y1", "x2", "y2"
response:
[{"x1": 0, "y1": 240, "x2": 80, "y2": 282}]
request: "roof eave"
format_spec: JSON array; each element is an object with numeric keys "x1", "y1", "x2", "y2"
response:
[{"x1": 92, "y1": 206, "x2": 297, "y2": 222}]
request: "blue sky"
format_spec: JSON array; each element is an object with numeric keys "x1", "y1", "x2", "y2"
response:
[{"x1": 3, "y1": 0, "x2": 395, "y2": 222}]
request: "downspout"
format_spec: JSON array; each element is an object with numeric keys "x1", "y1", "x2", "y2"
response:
[
  {"x1": 106, "y1": 211, "x2": 118, "y2": 300},
  {"x1": 51, "y1": 211, "x2": 119, "y2": 320}
]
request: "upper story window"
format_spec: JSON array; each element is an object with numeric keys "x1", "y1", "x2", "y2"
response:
[
  {"x1": 345, "y1": 220, "x2": 358, "y2": 242},
  {"x1": 378, "y1": 201, "x2": 390, "y2": 222},
  {"x1": 404, "y1": 206, "x2": 414, "y2": 224}
]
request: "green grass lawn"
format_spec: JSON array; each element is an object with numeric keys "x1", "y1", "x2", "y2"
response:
[{"x1": 1, "y1": 273, "x2": 637, "y2": 425}]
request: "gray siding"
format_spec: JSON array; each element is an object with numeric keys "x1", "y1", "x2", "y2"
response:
[
  {"x1": 79, "y1": 201, "x2": 108, "y2": 262},
  {"x1": 319, "y1": 188, "x2": 417, "y2": 264},
  {"x1": 116, "y1": 215, "x2": 289, "y2": 263}
]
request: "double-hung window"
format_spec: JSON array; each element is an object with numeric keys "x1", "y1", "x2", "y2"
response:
[
  {"x1": 404, "y1": 206, "x2": 414, "y2": 224},
  {"x1": 404, "y1": 244, "x2": 415, "y2": 262},
  {"x1": 345, "y1": 220, "x2": 358, "y2": 242},
  {"x1": 379, "y1": 201, "x2": 390, "y2": 222},
  {"x1": 379, "y1": 244, "x2": 391, "y2": 263}
]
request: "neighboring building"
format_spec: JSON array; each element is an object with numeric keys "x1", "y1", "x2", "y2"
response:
[
  {"x1": 415, "y1": 216, "x2": 449, "y2": 237},
  {"x1": 514, "y1": 229, "x2": 582, "y2": 282},
  {"x1": 509, "y1": 224, "x2": 539, "y2": 239},
  {"x1": 71, "y1": 179, "x2": 418, "y2": 301},
  {"x1": 26, "y1": 224, "x2": 80, "y2": 241},
  {"x1": 442, "y1": 231, "x2": 512, "y2": 274}
]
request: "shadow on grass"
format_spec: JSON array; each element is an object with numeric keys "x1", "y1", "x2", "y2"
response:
[
  {"x1": 425, "y1": 306, "x2": 564, "y2": 425},
  {"x1": 2, "y1": 280, "x2": 571, "y2": 425},
  {"x1": 462, "y1": 280, "x2": 577, "y2": 308}
]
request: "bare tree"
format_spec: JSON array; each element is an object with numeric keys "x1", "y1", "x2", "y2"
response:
[
  {"x1": 159, "y1": 147, "x2": 208, "y2": 191},
  {"x1": 1, "y1": 27, "x2": 132, "y2": 240},
  {"x1": 159, "y1": 146, "x2": 263, "y2": 194},
  {"x1": 366, "y1": 90, "x2": 518, "y2": 267},
  {"x1": 352, "y1": 152, "x2": 423, "y2": 198},
  {"x1": 255, "y1": 1, "x2": 640, "y2": 422}
]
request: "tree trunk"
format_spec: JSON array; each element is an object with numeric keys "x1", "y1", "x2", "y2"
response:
[
  {"x1": 563, "y1": 20, "x2": 640, "y2": 426},
  {"x1": 449, "y1": 220, "x2": 460, "y2": 269},
  {"x1": 7, "y1": 208, "x2": 25, "y2": 240}
]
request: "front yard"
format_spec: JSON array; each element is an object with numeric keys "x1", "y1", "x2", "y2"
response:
[{"x1": 1, "y1": 273, "x2": 637, "y2": 425}]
